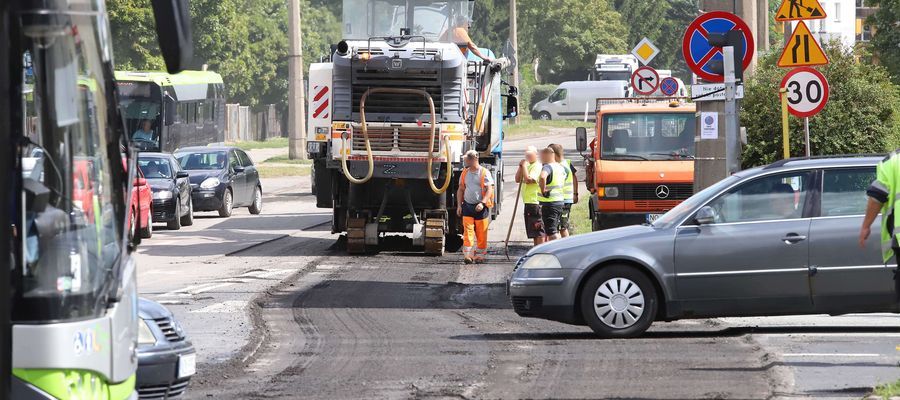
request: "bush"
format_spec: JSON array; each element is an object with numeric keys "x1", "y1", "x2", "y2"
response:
[
  {"x1": 740, "y1": 42, "x2": 900, "y2": 168},
  {"x1": 520, "y1": 84, "x2": 558, "y2": 114}
]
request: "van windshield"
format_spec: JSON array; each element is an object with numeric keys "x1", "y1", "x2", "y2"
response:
[{"x1": 600, "y1": 112, "x2": 695, "y2": 161}]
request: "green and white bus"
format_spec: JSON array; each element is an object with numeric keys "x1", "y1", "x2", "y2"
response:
[{"x1": 115, "y1": 70, "x2": 226, "y2": 153}]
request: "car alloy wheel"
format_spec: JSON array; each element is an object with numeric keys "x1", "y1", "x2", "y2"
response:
[
  {"x1": 249, "y1": 187, "x2": 262, "y2": 215},
  {"x1": 594, "y1": 277, "x2": 644, "y2": 329},
  {"x1": 218, "y1": 189, "x2": 233, "y2": 218}
]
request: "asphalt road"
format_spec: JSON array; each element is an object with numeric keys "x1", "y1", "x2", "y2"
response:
[{"x1": 135, "y1": 131, "x2": 900, "y2": 399}]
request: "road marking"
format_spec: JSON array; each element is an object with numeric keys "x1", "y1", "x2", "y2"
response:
[
  {"x1": 191, "y1": 300, "x2": 246, "y2": 313},
  {"x1": 159, "y1": 282, "x2": 235, "y2": 297},
  {"x1": 783, "y1": 353, "x2": 881, "y2": 357}
]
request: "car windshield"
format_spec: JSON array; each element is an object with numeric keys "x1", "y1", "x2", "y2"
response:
[
  {"x1": 652, "y1": 175, "x2": 741, "y2": 229},
  {"x1": 601, "y1": 112, "x2": 696, "y2": 160},
  {"x1": 342, "y1": 0, "x2": 474, "y2": 40},
  {"x1": 138, "y1": 158, "x2": 172, "y2": 179},
  {"x1": 176, "y1": 151, "x2": 227, "y2": 170}
]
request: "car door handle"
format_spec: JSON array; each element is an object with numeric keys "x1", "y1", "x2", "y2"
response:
[{"x1": 782, "y1": 234, "x2": 807, "y2": 244}]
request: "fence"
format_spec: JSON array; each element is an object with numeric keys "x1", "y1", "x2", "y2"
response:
[{"x1": 224, "y1": 104, "x2": 283, "y2": 142}]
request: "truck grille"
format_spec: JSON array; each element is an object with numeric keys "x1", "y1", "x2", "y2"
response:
[
  {"x1": 352, "y1": 69, "x2": 442, "y2": 115},
  {"x1": 351, "y1": 125, "x2": 440, "y2": 153},
  {"x1": 632, "y1": 200, "x2": 681, "y2": 211},
  {"x1": 154, "y1": 317, "x2": 185, "y2": 342},
  {"x1": 625, "y1": 184, "x2": 693, "y2": 201}
]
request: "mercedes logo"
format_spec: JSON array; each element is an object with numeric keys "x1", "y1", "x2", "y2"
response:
[{"x1": 655, "y1": 185, "x2": 670, "y2": 199}]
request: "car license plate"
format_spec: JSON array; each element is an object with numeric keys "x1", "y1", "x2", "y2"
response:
[
  {"x1": 178, "y1": 353, "x2": 196, "y2": 379},
  {"x1": 646, "y1": 214, "x2": 663, "y2": 224}
]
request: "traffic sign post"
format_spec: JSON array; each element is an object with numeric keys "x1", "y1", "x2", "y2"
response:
[
  {"x1": 682, "y1": 11, "x2": 755, "y2": 83},
  {"x1": 777, "y1": 21, "x2": 828, "y2": 68},
  {"x1": 659, "y1": 77, "x2": 679, "y2": 96},
  {"x1": 631, "y1": 66, "x2": 659, "y2": 96}
]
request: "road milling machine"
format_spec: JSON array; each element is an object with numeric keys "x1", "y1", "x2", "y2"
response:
[{"x1": 307, "y1": 0, "x2": 518, "y2": 255}]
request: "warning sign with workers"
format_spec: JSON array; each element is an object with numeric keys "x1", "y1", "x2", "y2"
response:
[
  {"x1": 631, "y1": 66, "x2": 659, "y2": 96},
  {"x1": 778, "y1": 21, "x2": 829, "y2": 67},
  {"x1": 775, "y1": 0, "x2": 826, "y2": 22}
]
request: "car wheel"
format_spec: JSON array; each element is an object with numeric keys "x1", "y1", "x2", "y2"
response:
[
  {"x1": 167, "y1": 201, "x2": 182, "y2": 230},
  {"x1": 139, "y1": 210, "x2": 153, "y2": 239},
  {"x1": 129, "y1": 209, "x2": 136, "y2": 240},
  {"x1": 580, "y1": 265, "x2": 658, "y2": 338},
  {"x1": 248, "y1": 186, "x2": 262, "y2": 215},
  {"x1": 181, "y1": 198, "x2": 194, "y2": 226},
  {"x1": 538, "y1": 112, "x2": 551, "y2": 121},
  {"x1": 218, "y1": 189, "x2": 233, "y2": 218}
]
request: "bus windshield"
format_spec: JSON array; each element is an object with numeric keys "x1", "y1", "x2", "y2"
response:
[
  {"x1": 600, "y1": 112, "x2": 696, "y2": 161},
  {"x1": 118, "y1": 83, "x2": 162, "y2": 151},
  {"x1": 342, "y1": 0, "x2": 474, "y2": 40}
]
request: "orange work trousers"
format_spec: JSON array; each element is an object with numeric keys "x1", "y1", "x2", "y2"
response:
[{"x1": 462, "y1": 216, "x2": 489, "y2": 260}]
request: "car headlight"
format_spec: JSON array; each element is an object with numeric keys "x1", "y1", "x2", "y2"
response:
[
  {"x1": 200, "y1": 177, "x2": 220, "y2": 190},
  {"x1": 521, "y1": 253, "x2": 563, "y2": 269},
  {"x1": 152, "y1": 190, "x2": 173, "y2": 200},
  {"x1": 138, "y1": 319, "x2": 156, "y2": 345},
  {"x1": 600, "y1": 186, "x2": 619, "y2": 198}
]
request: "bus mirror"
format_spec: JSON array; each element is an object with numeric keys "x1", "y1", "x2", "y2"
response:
[
  {"x1": 575, "y1": 127, "x2": 587, "y2": 152},
  {"x1": 164, "y1": 95, "x2": 176, "y2": 126},
  {"x1": 151, "y1": 0, "x2": 194, "y2": 74}
]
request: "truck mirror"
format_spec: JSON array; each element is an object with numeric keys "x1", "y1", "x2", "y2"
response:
[
  {"x1": 150, "y1": 0, "x2": 194, "y2": 74},
  {"x1": 164, "y1": 94, "x2": 176, "y2": 126},
  {"x1": 575, "y1": 127, "x2": 587, "y2": 152},
  {"x1": 503, "y1": 94, "x2": 518, "y2": 120}
]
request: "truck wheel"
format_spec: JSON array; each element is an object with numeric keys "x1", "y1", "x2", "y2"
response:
[
  {"x1": 580, "y1": 265, "x2": 658, "y2": 338},
  {"x1": 538, "y1": 112, "x2": 551, "y2": 121}
]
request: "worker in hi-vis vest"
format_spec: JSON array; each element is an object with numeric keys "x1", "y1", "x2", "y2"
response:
[
  {"x1": 516, "y1": 145, "x2": 544, "y2": 246},
  {"x1": 538, "y1": 147, "x2": 567, "y2": 242},
  {"x1": 549, "y1": 143, "x2": 578, "y2": 238},
  {"x1": 861, "y1": 151, "x2": 900, "y2": 300},
  {"x1": 457, "y1": 150, "x2": 495, "y2": 264}
]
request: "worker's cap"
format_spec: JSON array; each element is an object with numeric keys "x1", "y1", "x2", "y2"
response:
[{"x1": 524, "y1": 145, "x2": 538, "y2": 155}]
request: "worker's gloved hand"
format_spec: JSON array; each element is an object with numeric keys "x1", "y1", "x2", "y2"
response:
[{"x1": 475, "y1": 203, "x2": 484, "y2": 212}]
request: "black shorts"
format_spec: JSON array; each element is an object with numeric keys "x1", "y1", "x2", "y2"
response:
[
  {"x1": 523, "y1": 204, "x2": 544, "y2": 239},
  {"x1": 540, "y1": 202, "x2": 563, "y2": 235},
  {"x1": 461, "y1": 202, "x2": 490, "y2": 220},
  {"x1": 559, "y1": 203, "x2": 572, "y2": 231}
]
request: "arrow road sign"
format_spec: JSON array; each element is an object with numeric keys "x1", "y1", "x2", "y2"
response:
[
  {"x1": 659, "y1": 77, "x2": 679, "y2": 96},
  {"x1": 631, "y1": 66, "x2": 659, "y2": 96},
  {"x1": 682, "y1": 11, "x2": 756, "y2": 83},
  {"x1": 781, "y1": 67, "x2": 829, "y2": 117}
]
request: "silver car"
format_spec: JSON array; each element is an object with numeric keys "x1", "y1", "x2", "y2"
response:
[{"x1": 508, "y1": 156, "x2": 898, "y2": 337}]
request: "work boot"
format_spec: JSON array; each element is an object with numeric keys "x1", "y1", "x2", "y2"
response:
[
  {"x1": 464, "y1": 256, "x2": 474, "y2": 264},
  {"x1": 473, "y1": 255, "x2": 485, "y2": 264}
]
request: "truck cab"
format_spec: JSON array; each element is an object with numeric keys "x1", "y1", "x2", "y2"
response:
[{"x1": 577, "y1": 101, "x2": 696, "y2": 230}]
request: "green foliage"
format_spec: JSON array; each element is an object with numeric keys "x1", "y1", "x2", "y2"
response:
[
  {"x1": 613, "y1": 0, "x2": 696, "y2": 80},
  {"x1": 866, "y1": 0, "x2": 900, "y2": 84},
  {"x1": 518, "y1": 0, "x2": 627, "y2": 82},
  {"x1": 741, "y1": 42, "x2": 900, "y2": 168},
  {"x1": 470, "y1": 0, "x2": 510, "y2": 56},
  {"x1": 525, "y1": 84, "x2": 557, "y2": 111},
  {"x1": 107, "y1": 0, "x2": 165, "y2": 71}
]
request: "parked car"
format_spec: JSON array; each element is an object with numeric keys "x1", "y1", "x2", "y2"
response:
[
  {"x1": 137, "y1": 298, "x2": 196, "y2": 399},
  {"x1": 508, "y1": 156, "x2": 896, "y2": 338},
  {"x1": 138, "y1": 153, "x2": 193, "y2": 230},
  {"x1": 174, "y1": 146, "x2": 262, "y2": 217},
  {"x1": 531, "y1": 81, "x2": 629, "y2": 121},
  {"x1": 131, "y1": 164, "x2": 153, "y2": 239}
]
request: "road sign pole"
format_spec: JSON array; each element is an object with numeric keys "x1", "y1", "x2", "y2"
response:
[
  {"x1": 723, "y1": 46, "x2": 740, "y2": 174},
  {"x1": 780, "y1": 87, "x2": 790, "y2": 159},
  {"x1": 803, "y1": 117, "x2": 811, "y2": 157}
]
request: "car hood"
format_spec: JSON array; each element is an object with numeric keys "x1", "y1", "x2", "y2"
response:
[
  {"x1": 527, "y1": 224, "x2": 656, "y2": 255},
  {"x1": 138, "y1": 297, "x2": 173, "y2": 320},
  {"x1": 147, "y1": 178, "x2": 174, "y2": 192},
  {"x1": 185, "y1": 170, "x2": 225, "y2": 185}
]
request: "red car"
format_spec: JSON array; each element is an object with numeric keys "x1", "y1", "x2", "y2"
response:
[{"x1": 126, "y1": 158, "x2": 153, "y2": 239}]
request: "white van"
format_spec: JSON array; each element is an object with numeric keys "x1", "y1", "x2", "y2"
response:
[{"x1": 531, "y1": 81, "x2": 629, "y2": 121}]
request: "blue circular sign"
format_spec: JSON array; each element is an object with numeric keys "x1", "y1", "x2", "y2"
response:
[
  {"x1": 682, "y1": 11, "x2": 755, "y2": 83},
  {"x1": 659, "y1": 77, "x2": 679, "y2": 96}
]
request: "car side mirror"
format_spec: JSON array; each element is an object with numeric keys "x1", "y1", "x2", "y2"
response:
[
  {"x1": 164, "y1": 94, "x2": 176, "y2": 126},
  {"x1": 575, "y1": 127, "x2": 587, "y2": 152},
  {"x1": 176, "y1": 171, "x2": 189, "y2": 179},
  {"x1": 694, "y1": 206, "x2": 717, "y2": 225},
  {"x1": 233, "y1": 166, "x2": 245, "y2": 173},
  {"x1": 134, "y1": 177, "x2": 147, "y2": 187},
  {"x1": 150, "y1": 0, "x2": 194, "y2": 74}
]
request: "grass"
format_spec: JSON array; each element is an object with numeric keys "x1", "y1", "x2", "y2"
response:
[
  {"x1": 262, "y1": 154, "x2": 312, "y2": 165},
  {"x1": 504, "y1": 117, "x2": 593, "y2": 139},
  {"x1": 871, "y1": 379, "x2": 900, "y2": 399},
  {"x1": 230, "y1": 137, "x2": 289, "y2": 150},
  {"x1": 256, "y1": 164, "x2": 310, "y2": 178},
  {"x1": 569, "y1": 197, "x2": 592, "y2": 235}
]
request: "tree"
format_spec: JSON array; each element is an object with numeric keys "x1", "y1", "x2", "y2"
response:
[
  {"x1": 740, "y1": 42, "x2": 900, "y2": 167},
  {"x1": 518, "y1": 0, "x2": 627, "y2": 82},
  {"x1": 614, "y1": 0, "x2": 696, "y2": 80},
  {"x1": 107, "y1": 0, "x2": 165, "y2": 71},
  {"x1": 866, "y1": 0, "x2": 900, "y2": 84}
]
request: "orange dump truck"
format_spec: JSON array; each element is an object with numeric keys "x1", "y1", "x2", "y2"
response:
[{"x1": 575, "y1": 100, "x2": 696, "y2": 230}]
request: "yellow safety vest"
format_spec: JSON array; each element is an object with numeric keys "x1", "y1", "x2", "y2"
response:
[
  {"x1": 538, "y1": 162, "x2": 566, "y2": 203},
  {"x1": 561, "y1": 159, "x2": 574, "y2": 203},
  {"x1": 523, "y1": 161, "x2": 541, "y2": 205}
]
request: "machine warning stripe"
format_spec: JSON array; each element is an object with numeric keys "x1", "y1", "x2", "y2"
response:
[
  {"x1": 313, "y1": 99, "x2": 329, "y2": 118},
  {"x1": 313, "y1": 86, "x2": 329, "y2": 101},
  {"x1": 347, "y1": 156, "x2": 447, "y2": 162}
]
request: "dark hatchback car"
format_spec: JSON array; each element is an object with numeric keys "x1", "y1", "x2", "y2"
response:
[
  {"x1": 139, "y1": 153, "x2": 193, "y2": 230},
  {"x1": 174, "y1": 146, "x2": 262, "y2": 217},
  {"x1": 137, "y1": 298, "x2": 196, "y2": 399}
]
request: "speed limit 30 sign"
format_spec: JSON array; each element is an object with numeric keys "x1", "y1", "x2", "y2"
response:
[{"x1": 780, "y1": 67, "x2": 829, "y2": 117}]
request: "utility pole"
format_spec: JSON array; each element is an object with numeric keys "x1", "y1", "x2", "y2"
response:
[
  {"x1": 509, "y1": 0, "x2": 518, "y2": 124},
  {"x1": 288, "y1": 0, "x2": 307, "y2": 160}
]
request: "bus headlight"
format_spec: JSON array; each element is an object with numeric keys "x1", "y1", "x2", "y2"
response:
[
  {"x1": 200, "y1": 177, "x2": 220, "y2": 190},
  {"x1": 138, "y1": 319, "x2": 156, "y2": 345},
  {"x1": 152, "y1": 190, "x2": 173, "y2": 200}
]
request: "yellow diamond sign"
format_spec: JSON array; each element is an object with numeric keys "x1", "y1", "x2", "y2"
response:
[{"x1": 631, "y1": 37, "x2": 660, "y2": 66}]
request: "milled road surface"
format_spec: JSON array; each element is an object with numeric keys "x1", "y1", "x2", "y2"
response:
[{"x1": 135, "y1": 132, "x2": 900, "y2": 399}]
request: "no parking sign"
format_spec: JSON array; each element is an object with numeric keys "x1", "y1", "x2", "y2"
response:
[{"x1": 682, "y1": 11, "x2": 755, "y2": 83}]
